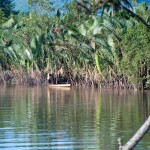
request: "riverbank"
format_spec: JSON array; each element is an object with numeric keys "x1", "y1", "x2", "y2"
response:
[{"x1": 0, "y1": 69, "x2": 145, "y2": 90}]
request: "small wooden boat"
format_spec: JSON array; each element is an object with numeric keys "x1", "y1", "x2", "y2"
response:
[{"x1": 49, "y1": 84, "x2": 71, "y2": 87}]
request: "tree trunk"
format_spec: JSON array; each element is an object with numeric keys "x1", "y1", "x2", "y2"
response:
[{"x1": 121, "y1": 115, "x2": 150, "y2": 150}]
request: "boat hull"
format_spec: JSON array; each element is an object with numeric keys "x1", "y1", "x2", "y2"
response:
[{"x1": 49, "y1": 84, "x2": 71, "y2": 87}]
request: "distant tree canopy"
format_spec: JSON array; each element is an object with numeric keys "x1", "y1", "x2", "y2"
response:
[
  {"x1": 0, "y1": 0, "x2": 15, "y2": 17},
  {"x1": 77, "y1": 0, "x2": 150, "y2": 29},
  {"x1": 27, "y1": 0, "x2": 54, "y2": 13}
]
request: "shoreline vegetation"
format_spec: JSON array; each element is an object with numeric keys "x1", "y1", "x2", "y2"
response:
[
  {"x1": 0, "y1": 1, "x2": 150, "y2": 90},
  {"x1": 0, "y1": 67, "x2": 148, "y2": 90}
]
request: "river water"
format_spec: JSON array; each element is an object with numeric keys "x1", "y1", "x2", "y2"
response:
[{"x1": 0, "y1": 85, "x2": 149, "y2": 150}]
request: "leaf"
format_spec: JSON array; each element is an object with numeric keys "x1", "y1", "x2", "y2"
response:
[
  {"x1": 95, "y1": 51, "x2": 102, "y2": 75},
  {"x1": 68, "y1": 30, "x2": 73, "y2": 35},
  {"x1": 80, "y1": 52, "x2": 90, "y2": 63},
  {"x1": 3, "y1": 47, "x2": 17, "y2": 60},
  {"x1": 103, "y1": 19, "x2": 114, "y2": 31},
  {"x1": 30, "y1": 38, "x2": 36, "y2": 49},
  {"x1": 82, "y1": 43, "x2": 95, "y2": 52},
  {"x1": 95, "y1": 37, "x2": 109, "y2": 48},
  {"x1": 88, "y1": 16, "x2": 99, "y2": 32},
  {"x1": 93, "y1": 26, "x2": 100, "y2": 35},
  {"x1": 2, "y1": 18, "x2": 15, "y2": 28},
  {"x1": 107, "y1": 35, "x2": 115, "y2": 50},
  {"x1": 78, "y1": 24, "x2": 86, "y2": 36},
  {"x1": 24, "y1": 49, "x2": 33, "y2": 60},
  {"x1": 12, "y1": 44, "x2": 21, "y2": 52}
]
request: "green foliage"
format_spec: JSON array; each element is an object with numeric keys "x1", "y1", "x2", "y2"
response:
[
  {"x1": 0, "y1": 1, "x2": 150, "y2": 87},
  {"x1": 2, "y1": 17, "x2": 15, "y2": 28},
  {"x1": 27, "y1": 0, "x2": 54, "y2": 14},
  {"x1": 0, "y1": 0, "x2": 15, "y2": 17},
  {"x1": 95, "y1": 51, "x2": 102, "y2": 75},
  {"x1": 120, "y1": 22, "x2": 150, "y2": 87},
  {"x1": 121, "y1": 23, "x2": 150, "y2": 71},
  {"x1": 0, "y1": 8, "x2": 6, "y2": 23}
]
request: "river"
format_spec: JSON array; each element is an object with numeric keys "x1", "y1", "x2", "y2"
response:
[{"x1": 0, "y1": 85, "x2": 149, "y2": 150}]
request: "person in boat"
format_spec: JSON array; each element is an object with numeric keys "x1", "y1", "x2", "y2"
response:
[
  {"x1": 57, "y1": 67, "x2": 69, "y2": 84},
  {"x1": 47, "y1": 71, "x2": 68, "y2": 84},
  {"x1": 47, "y1": 73, "x2": 55, "y2": 84}
]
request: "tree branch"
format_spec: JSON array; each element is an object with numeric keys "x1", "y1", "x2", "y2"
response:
[
  {"x1": 121, "y1": 115, "x2": 150, "y2": 150},
  {"x1": 77, "y1": 0, "x2": 92, "y2": 14},
  {"x1": 120, "y1": 5, "x2": 150, "y2": 30}
]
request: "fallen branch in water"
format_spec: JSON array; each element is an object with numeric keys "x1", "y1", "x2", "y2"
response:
[{"x1": 118, "y1": 115, "x2": 150, "y2": 150}]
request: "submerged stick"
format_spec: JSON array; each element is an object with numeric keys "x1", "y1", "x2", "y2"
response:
[{"x1": 121, "y1": 115, "x2": 150, "y2": 150}]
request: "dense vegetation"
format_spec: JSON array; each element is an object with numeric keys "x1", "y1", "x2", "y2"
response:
[{"x1": 0, "y1": 0, "x2": 150, "y2": 89}]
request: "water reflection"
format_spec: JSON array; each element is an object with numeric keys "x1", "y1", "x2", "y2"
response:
[{"x1": 0, "y1": 86, "x2": 150, "y2": 150}]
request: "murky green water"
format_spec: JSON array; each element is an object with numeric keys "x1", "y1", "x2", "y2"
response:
[{"x1": 0, "y1": 85, "x2": 149, "y2": 150}]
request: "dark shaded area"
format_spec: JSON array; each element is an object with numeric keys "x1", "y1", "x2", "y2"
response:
[{"x1": 0, "y1": 0, "x2": 16, "y2": 17}]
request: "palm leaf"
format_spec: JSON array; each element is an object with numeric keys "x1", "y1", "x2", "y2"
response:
[
  {"x1": 2, "y1": 17, "x2": 15, "y2": 28},
  {"x1": 95, "y1": 51, "x2": 102, "y2": 75}
]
